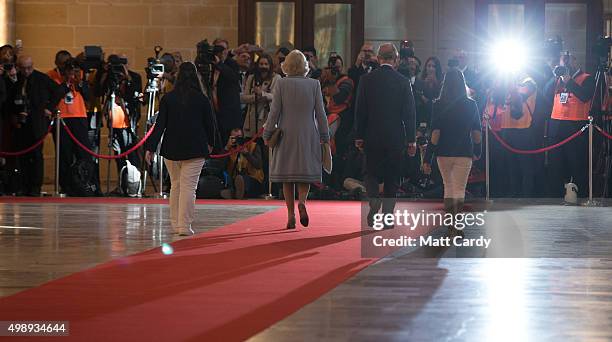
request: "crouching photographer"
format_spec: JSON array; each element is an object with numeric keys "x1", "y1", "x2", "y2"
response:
[{"x1": 221, "y1": 128, "x2": 264, "y2": 199}]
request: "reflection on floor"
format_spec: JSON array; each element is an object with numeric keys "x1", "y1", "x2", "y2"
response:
[{"x1": 0, "y1": 202, "x2": 276, "y2": 297}]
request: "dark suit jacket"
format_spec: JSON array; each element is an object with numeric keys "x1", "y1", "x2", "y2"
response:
[
  {"x1": 216, "y1": 62, "x2": 243, "y2": 132},
  {"x1": 145, "y1": 89, "x2": 216, "y2": 160},
  {"x1": 354, "y1": 65, "x2": 416, "y2": 149},
  {"x1": 7, "y1": 70, "x2": 63, "y2": 139}
]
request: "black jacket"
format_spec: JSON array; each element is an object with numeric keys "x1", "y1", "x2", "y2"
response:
[
  {"x1": 6, "y1": 70, "x2": 63, "y2": 139},
  {"x1": 145, "y1": 89, "x2": 216, "y2": 160},
  {"x1": 354, "y1": 65, "x2": 416, "y2": 149},
  {"x1": 216, "y1": 62, "x2": 243, "y2": 132}
]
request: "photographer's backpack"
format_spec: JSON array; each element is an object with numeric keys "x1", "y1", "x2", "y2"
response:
[
  {"x1": 120, "y1": 160, "x2": 142, "y2": 197},
  {"x1": 196, "y1": 159, "x2": 226, "y2": 199},
  {"x1": 70, "y1": 159, "x2": 98, "y2": 197}
]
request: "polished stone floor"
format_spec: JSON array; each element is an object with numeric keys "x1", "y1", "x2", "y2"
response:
[
  {"x1": 0, "y1": 202, "x2": 276, "y2": 297},
  {"x1": 1, "y1": 199, "x2": 611, "y2": 341}
]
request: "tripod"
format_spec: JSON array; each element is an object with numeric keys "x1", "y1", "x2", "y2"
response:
[
  {"x1": 104, "y1": 81, "x2": 120, "y2": 194},
  {"x1": 589, "y1": 61, "x2": 611, "y2": 198},
  {"x1": 141, "y1": 75, "x2": 162, "y2": 197}
]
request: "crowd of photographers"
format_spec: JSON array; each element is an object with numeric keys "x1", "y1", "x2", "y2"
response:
[{"x1": 0, "y1": 35, "x2": 605, "y2": 199}]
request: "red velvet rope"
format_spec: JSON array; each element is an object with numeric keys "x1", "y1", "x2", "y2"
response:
[
  {"x1": 595, "y1": 125, "x2": 612, "y2": 140},
  {"x1": 62, "y1": 119, "x2": 155, "y2": 160},
  {"x1": 208, "y1": 128, "x2": 264, "y2": 159},
  {"x1": 488, "y1": 122, "x2": 587, "y2": 154},
  {"x1": 0, "y1": 124, "x2": 53, "y2": 157}
]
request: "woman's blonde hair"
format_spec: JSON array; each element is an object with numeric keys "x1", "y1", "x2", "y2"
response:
[{"x1": 281, "y1": 49, "x2": 309, "y2": 76}]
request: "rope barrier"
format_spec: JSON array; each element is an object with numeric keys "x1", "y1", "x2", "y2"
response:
[
  {"x1": 595, "y1": 125, "x2": 612, "y2": 140},
  {"x1": 0, "y1": 123, "x2": 53, "y2": 157},
  {"x1": 61, "y1": 118, "x2": 156, "y2": 160},
  {"x1": 488, "y1": 122, "x2": 588, "y2": 154},
  {"x1": 208, "y1": 128, "x2": 264, "y2": 159}
]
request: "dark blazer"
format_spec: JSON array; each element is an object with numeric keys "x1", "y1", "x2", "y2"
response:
[
  {"x1": 216, "y1": 62, "x2": 243, "y2": 132},
  {"x1": 6, "y1": 70, "x2": 63, "y2": 139},
  {"x1": 354, "y1": 65, "x2": 416, "y2": 149},
  {"x1": 145, "y1": 89, "x2": 216, "y2": 160}
]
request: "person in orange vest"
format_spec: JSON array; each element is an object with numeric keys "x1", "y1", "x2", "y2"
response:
[
  {"x1": 48, "y1": 52, "x2": 99, "y2": 196},
  {"x1": 544, "y1": 52, "x2": 595, "y2": 197},
  {"x1": 95, "y1": 54, "x2": 142, "y2": 194},
  {"x1": 320, "y1": 53, "x2": 354, "y2": 188},
  {"x1": 485, "y1": 75, "x2": 538, "y2": 197}
]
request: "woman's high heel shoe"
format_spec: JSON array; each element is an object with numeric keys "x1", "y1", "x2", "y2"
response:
[
  {"x1": 298, "y1": 203, "x2": 309, "y2": 227},
  {"x1": 286, "y1": 216, "x2": 296, "y2": 229}
]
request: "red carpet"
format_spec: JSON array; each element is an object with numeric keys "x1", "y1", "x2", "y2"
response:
[{"x1": 0, "y1": 201, "x2": 379, "y2": 341}]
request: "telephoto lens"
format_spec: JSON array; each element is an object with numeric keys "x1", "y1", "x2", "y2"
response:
[{"x1": 553, "y1": 65, "x2": 568, "y2": 78}]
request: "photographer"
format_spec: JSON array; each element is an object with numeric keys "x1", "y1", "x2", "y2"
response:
[
  {"x1": 222, "y1": 128, "x2": 264, "y2": 199},
  {"x1": 96, "y1": 54, "x2": 142, "y2": 193},
  {"x1": 348, "y1": 43, "x2": 378, "y2": 93},
  {"x1": 274, "y1": 47, "x2": 290, "y2": 77},
  {"x1": 213, "y1": 41, "x2": 243, "y2": 145},
  {"x1": 485, "y1": 74, "x2": 538, "y2": 197},
  {"x1": 48, "y1": 52, "x2": 99, "y2": 196},
  {"x1": 6, "y1": 56, "x2": 62, "y2": 196},
  {"x1": 241, "y1": 54, "x2": 280, "y2": 139},
  {"x1": 303, "y1": 46, "x2": 322, "y2": 80},
  {"x1": 545, "y1": 52, "x2": 595, "y2": 197},
  {"x1": 321, "y1": 53, "x2": 354, "y2": 157}
]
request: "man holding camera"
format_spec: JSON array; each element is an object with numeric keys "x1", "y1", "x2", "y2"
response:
[
  {"x1": 348, "y1": 43, "x2": 378, "y2": 93},
  {"x1": 222, "y1": 128, "x2": 264, "y2": 199},
  {"x1": 5, "y1": 56, "x2": 62, "y2": 196},
  {"x1": 212, "y1": 40, "x2": 243, "y2": 145},
  {"x1": 355, "y1": 43, "x2": 417, "y2": 228},
  {"x1": 48, "y1": 50, "x2": 98, "y2": 196},
  {"x1": 545, "y1": 52, "x2": 595, "y2": 197},
  {"x1": 96, "y1": 54, "x2": 142, "y2": 192}
]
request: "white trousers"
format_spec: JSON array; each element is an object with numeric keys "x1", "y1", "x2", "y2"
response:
[
  {"x1": 437, "y1": 156, "x2": 472, "y2": 199},
  {"x1": 165, "y1": 157, "x2": 206, "y2": 230}
]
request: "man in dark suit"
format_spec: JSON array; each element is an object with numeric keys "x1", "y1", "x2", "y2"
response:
[
  {"x1": 10, "y1": 55, "x2": 63, "y2": 195},
  {"x1": 354, "y1": 43, "x2": 417, "y2": 228}
]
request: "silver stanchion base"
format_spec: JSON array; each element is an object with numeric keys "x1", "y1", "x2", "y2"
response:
[
  {"x1": 156, "y1": 193, "x2": 169, "y2": 199},
  {"x1": 582, "y1": 199, "x2": 602, "y2": 207},
  {"x1": 53, "y1": 193, "x2": 67, "y2": 198},
  {"x1": 264, "y1": 194, "x2": 276, "y2": 200}
]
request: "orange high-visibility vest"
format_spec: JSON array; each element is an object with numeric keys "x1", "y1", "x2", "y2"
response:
[
  {"x1": 110, "y1": 104, "x2": 129, "y2": 129},
  {"x1": 551, "y1": 72, "x2": 592, "y2": 121},
  {"x1": 486, "y1": 79, "x2": 536, "y2": 131},
  {"x1": 48, "y1": 69, "x2": 87, "y2": 119}
]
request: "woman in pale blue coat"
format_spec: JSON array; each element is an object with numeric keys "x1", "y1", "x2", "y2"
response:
[{"x1": 263, "y1": 50, "x2": 330, "y2": 229}]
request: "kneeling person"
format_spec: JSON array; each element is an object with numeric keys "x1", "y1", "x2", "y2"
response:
[{"x1": 224, "y1": 128, "x2": 264, "y2": 199}]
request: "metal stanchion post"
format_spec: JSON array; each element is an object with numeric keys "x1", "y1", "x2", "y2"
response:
[
  {"x1": 584, "y1": 116, "x2": 600, "y2": 206},
  {"x1": 484, "y1": 115, "x2": 491, "y2": 201},
  {"x1": 265, "y1": 147, "x2": 275, "y2": 200},
  {"x1": 54, "y1": 112, "x2": 65, "y2": 197}
]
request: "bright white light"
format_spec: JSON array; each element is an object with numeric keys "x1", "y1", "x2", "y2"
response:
[
  {"x1": 161, "y1": 243, "x2": 174, "y2": 255},
  {"x1": 489, "y1": 39, "x2": 528, "y2": 74}
]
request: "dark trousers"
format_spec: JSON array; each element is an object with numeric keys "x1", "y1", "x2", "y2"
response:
[
  {"x1": 53, "y1": 117, "x2": 97, "y2": 194},
  {"x1": 548, "y1": 119, "x2": 589, "y2": 197},
  {"x1": 504, "y1": 128, "x2": 538, "y2": 198},
  {"x1": 15, "y1": 121, "x2": 48, "y2": 195},
  {"x1": 112, "y1": 128, "x2": 140, "y2": 175},
  {"x1": 365, "y1": 146, "x2": 403, "y2": 213}
]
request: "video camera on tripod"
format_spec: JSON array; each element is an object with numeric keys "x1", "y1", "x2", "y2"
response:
[{"x1": 145, "y1": 46, "x2": 165, "y2": 80}]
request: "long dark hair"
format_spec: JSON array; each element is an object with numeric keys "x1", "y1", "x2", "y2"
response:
[
  {"x1": 420, "y1": 56, "x2": 443, "y2": 82},
  {"x1": 436, "y1": 68, "x2": 467, "y2": 106},
  {"x1": 254, "y1": 54, "x2": 274, "y2": 83},
  {"x1": 173, "y1": 62, "x2": 202, "y2": 102}
]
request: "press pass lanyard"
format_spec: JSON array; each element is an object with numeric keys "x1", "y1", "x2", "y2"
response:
[{"x1": 560, "y1": 69, "x2": 581, "y2": 104}]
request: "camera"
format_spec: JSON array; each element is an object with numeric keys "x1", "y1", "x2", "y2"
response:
[
  {"x1": 80, "y1": 46, "x2": 103, "y2": 71},
  {"x1": 145, "y1": 46, "x2": 165, "y2": 80},
  {"x1": 399, "y1": 40, "x2": 415, "y2": 59},
  {"x1": 553, "y1": 51, "x2": 571, "y2": 78},
  {"x1": 108, "y1": 55, "x2": 127, "y2": 75},
  {"x1": 327, "y1": 52, "x2": 342, "y2": 76},
  {"x1": 231, "y1": 136, "x2": 245, "y2": 146},
  {"x1": 3, "y1": 63, "x2": 14, "y2": 71},
  {"x1": 63, "y1": 58, "x2": 81, "y2": 72},
  {"x1": 593, "y1": 35, "x2": 612, "y2": 60}
]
